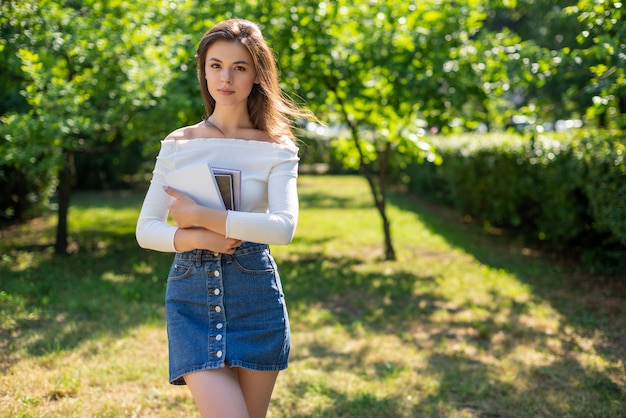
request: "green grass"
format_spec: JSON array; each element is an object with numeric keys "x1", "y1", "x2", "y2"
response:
[{"x1": 1, "y1": 176, "x2": 625, "y2": 417}]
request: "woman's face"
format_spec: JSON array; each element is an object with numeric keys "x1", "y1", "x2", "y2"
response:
[{"x1": 204, "y1": 40, "x2": 258, "y2": 109}]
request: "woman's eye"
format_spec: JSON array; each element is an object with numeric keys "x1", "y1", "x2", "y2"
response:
[
  {"x1": 235, "y1": 66, "x2": 246, "y2": 71},
  {"x1": 210, "y1": 64, "x2": 221, "y2": 69}
]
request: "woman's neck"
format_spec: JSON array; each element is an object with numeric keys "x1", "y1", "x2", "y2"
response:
[
  {"x1": 207, "y1": 107, "x2": 253, "y2": 137},
  {"x1": 205, "y1": 105, "x2": 276, "y2": 142}
]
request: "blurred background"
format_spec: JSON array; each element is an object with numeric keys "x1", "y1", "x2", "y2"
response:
[{"x1": 1, "y1": 0, "x2": 624, "y2": 271}]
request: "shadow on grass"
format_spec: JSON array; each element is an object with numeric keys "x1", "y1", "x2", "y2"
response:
[
  {"x1": 278, "y1": 249, "x2": 626, "y2": 415},
  {"x1": 2, "y1": 185, "x2": 625, "y2": 416},
  {"x1": 279, "y1": 185, "x2": 626, "y2": 416},
  {"x1": 285, "y1": 381, "x2": 405, "y2": 418},
  {"x1": 388, "y1": 191, "x2": 626, "y2": 415},
  {"x1": 388, "y1": 191, "x2": 626, "y2": 358},
  {"x1": 0, "y1": 194, "x2": 173, "y2": 373}
]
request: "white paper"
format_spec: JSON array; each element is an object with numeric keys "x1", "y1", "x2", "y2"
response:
[{"x1": 164, "y1": 163, "x2": 226, "y2": 210}]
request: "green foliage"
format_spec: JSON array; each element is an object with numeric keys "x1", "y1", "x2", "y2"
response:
[
  {"x1": 0, "y1": 113, "x2": 60, "y2": 219},
  {"x1": 275, "y1": 0, "x2": 509, "y2": 132},
  {"x1": 1, "y1": 0, "x2": 625, "y2": 246},
  {"x1": 569, "y1": 0, "x2": 626, "y2": 128},
  {"x1": 574, "y1": 131, "x2": 626, "y2": 241},
  {"x1": 572, "y1": 131, "x2": 626, "y2": 272},
  {"x1": 406, "y1": 131, "x2": 626, "y2": 273},
  {"x1": 297, "y1": 131, "x2": 357, "y2": 174},
  {"x1": 484, "y1": 1, "x2": 593, "y2": 124},
  {"x1": 0, "y1": 0, "x2": 202, "y2": 217}
]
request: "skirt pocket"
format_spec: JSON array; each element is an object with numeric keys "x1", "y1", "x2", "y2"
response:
[
  {"x1": 167, "y1": 259, "x2": 195, "y2": 281},
  {"x1": 232, "y1": 247, "x2": 276, "y2": 275}
]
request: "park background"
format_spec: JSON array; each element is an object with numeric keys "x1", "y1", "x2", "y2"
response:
[{"x1": 1, "y1": 0, "x2": 625, "y2": 416}]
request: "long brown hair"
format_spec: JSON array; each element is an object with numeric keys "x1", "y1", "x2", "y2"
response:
[{"x1": 196, "y1": 19, "x2": 311, "y2": 142}]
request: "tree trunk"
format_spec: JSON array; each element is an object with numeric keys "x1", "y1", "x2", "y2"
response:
[
  {"x1": 362, "y1": 147, "x2": 396, "y2": 261},
  {"x1": 381, "y1": 206, "x2": 395, "y2": 260},
  {"x1": 55, "y1": 149, "x2": 74, "y2": 255},
  {"x1": 598, "y1": 109, "x2": 607, "y2": 129},
  {"x1": 343, "y1": 112, "x2": 396, "y2": 260},
  {"x1": 326, "y1": 78, "x2": 396, "y2": 261},
  {"x1": 377, "y1": 142, "x2": 395, "y2": 260}
]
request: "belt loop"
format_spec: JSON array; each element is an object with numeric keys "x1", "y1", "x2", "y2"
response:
[{"x1": 195, "y1": 249, "x2": 203, "y2": 267}]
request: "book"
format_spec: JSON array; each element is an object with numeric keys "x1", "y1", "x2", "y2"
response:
[
  {"x1": 214, "y1": 172, "x2": 234, "y2": 210},
  {"x1": 164, "y1": 163, "x2": 226, "y2": 210},
  {"x1": 213, "y1": 167, "x2": 241, "y2": 211}
]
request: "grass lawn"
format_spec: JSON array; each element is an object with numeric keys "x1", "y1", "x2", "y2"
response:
[{"x1": 1, "y1": 175, "x2": 625, "y2": 417}]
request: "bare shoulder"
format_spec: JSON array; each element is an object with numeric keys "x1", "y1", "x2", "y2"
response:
[
  {"x1": 165, "y1": 122, "x2": 219, "y2": 140},
  {"x1": 164, "y1": 122, "x2": 293, "y2": 144}
]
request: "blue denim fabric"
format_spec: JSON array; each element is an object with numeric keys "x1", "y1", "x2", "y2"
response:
[{"x1": 165, "y1": 242, "x2": 290, "y2": 385}]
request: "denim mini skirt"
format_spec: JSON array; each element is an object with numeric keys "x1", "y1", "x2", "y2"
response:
[{"x1": 165, "y1": 242, "x2": 290, "y2": 385}]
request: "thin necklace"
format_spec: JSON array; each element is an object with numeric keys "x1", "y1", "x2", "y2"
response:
[{"x1": 205, "y1": 118, "x2": 226, "y2": 137}]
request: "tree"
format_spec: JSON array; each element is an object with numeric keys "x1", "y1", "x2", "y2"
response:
[
  {"x1": 263, "y1": 0, "x2": 526, "y2": 260},
  {"x1": 483, "y1": 0, "x2": 598, "y2": 125},
  {"x1": 6, "y1": 0, "x2": 621, "y2": 258},
  {"x1": 0, "y1": 0, "x2": 60, "y2": 221},
  {"x1": 568, "y1": 0, "x2": 626, "y2": 128},
  {"x1": 2, "y1": 0, "x2": 194, "y2": 253}
]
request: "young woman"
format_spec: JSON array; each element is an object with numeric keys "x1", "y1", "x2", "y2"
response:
[{"x1": 136, "y1": 19, "x2": 312, "y2": 418}]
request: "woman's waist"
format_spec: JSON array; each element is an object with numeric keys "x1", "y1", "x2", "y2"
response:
[{"x1": 174, "y1": 241, "x2": 268, "y2": 260}]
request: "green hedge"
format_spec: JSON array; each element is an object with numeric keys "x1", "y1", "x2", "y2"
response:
[
  {"x1": 0, "y1": 114, "x2": 60, "y2": 221},
  {"x1": 297, "y1": 130, "x2": 358, "y2": 174},
  {"x1": 405, "y1": 131, "x2": 626, "y2": 273}
]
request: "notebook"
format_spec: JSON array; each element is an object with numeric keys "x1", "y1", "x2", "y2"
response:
[
  {"x1": 164, "y1": 163, "x2": 226, "y2": 210},
  {"x1": 213, "y1": 167, "x2": 241, "y2": 211}
]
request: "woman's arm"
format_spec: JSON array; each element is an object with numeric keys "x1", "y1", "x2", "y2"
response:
[
  {"x1": 224, "y1": 172, "x2": 298, "y2": 244},
  {"x1": 136, "y1": 139, "x2": 243, "y2": 253},
  {"x1": 136, "y1": 182, "x2": 241, "y2": 253},
  {"x1": 164, "y1": 187, "x2": 228, "y2": 237},
  {"x1": 172, "y1": 227, "x2": 241, "y2": 254},
  {"x1": 164, "y1": 157, "x2": 299, "y2": 245}
]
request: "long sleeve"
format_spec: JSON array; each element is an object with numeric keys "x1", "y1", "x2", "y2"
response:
[
  {"x1": 135, "y1": 143, "x2": 178, "y2": 252},
  {"x1": 225, "y1": 155, "x2": 298, "y2": 244}
]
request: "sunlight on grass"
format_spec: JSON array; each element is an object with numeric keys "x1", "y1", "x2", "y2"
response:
[
  {"x1": 101, "y1": 271, "x2": 134, "y2": 283},
  {"x1": 1, "y1": 178, "x2": 624, "y2": 417}
]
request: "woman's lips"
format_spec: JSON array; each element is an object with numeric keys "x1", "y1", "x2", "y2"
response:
[{"x1": 218, "y1": 89, "x2": 234, "y2": 95}]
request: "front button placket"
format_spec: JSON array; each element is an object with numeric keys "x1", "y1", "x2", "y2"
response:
[{"x1": 206, "y1": 257, "x2": 226, "y2": 366}]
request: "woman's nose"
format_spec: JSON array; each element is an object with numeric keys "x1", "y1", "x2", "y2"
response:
[{"x1": 221, "y1": 69, "x2": 232, "y2": 83}]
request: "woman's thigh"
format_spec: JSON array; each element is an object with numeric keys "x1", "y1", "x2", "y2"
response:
[
  {"x1": 184, "y1": 368, "x2": 249, "y2": 418},
  {"x1": 237, "y1": 369, "x2": 280, "y2": 418}
]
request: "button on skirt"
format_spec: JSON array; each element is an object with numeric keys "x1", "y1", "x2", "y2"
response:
[{"x1": 165, "y1": 242, "x2": 290, "y2": 385}]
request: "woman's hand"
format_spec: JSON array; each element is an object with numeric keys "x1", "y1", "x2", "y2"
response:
[
  {"x1": 173, "y1": 227, "x2": 242, "y2": 254},
  {"x1": 211, "y1": 235, "x2": 243, "y2": 254},
  {"x1": 164, "y1": 186, "x2": 229, "y2": 236},
  {"x1": 164, "y1": 187, "x2": 202, "y2": 228},
  {"x1": 165, "y1": 187, "x2": 241, "y2": 253}
]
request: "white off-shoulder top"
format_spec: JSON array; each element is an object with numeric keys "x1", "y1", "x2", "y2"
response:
[{"x1": 136, "y1": 138, "x2": 299, "y2": 252}]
